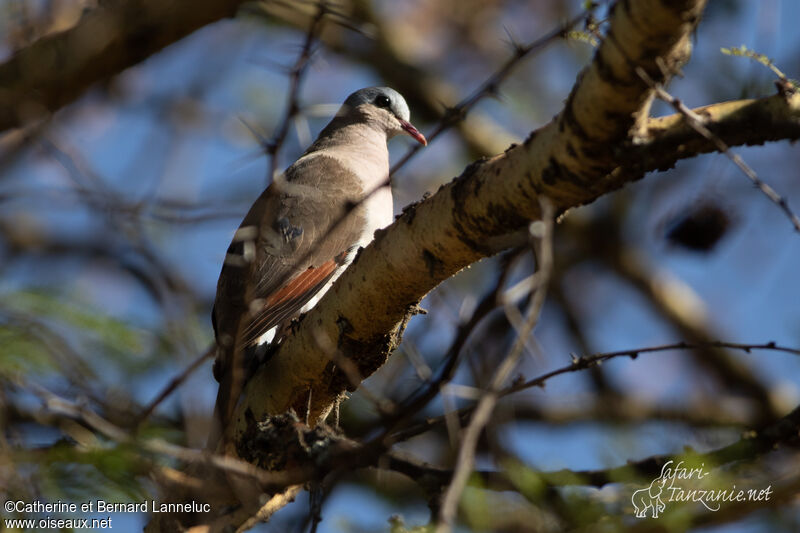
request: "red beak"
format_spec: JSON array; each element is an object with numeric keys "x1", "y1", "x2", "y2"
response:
[{"x1": 399, "y1": 119, "x2": 427, "y2": 146}]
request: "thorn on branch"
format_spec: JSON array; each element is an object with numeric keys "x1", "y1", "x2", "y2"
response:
[
  {"x1": 442, "y1": 105, "x2": 467, "y2": 126},
  {"x1": 238, "y1": 117, "x2": 276, "y2": 155},
  {"x1": 636, "y1": 64, "x2": 800, "y2": 234},
  {"x1": 775, "y1": 78, "x2": 797, "y2": 98},
  {"x1": 502, "y1": 25, "x2": 525, "y2": 57},
  {"x1": 392, "y1": 7, "x2": 592, "y2": 175}
]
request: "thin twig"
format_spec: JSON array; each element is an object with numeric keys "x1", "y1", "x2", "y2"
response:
[
  {"x1": 366, "y1": 248, "x2": 525, "y2": 449},
  {"x1": 435, "y1": 199, "x2": 555, "y2": 533},
  {"x1": 394, "y1": 340, "x2": 800, "y2": 442},
  {"x1": 389, "y1": 7, "x2": 598, "y2": 176},
  {"x1": 635, "y1": 66, "x2": 800, "y2": 232},
  {"x1": 135, "y1": 344, "x2": 215, "y2": 427},
  {"x1": 267, "y1": 1, "x2": 329, "y2": 183},
  {"x1": 509, "y1": 340, "x2": 800, "y2": 396},
  {"x1": 236, "y1": 485, "x2": 304, "y2": 533},
  {"x1": 29, "y1": 383, "x2": 314, "y2": 488}
]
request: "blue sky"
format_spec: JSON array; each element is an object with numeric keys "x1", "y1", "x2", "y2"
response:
[{"x1": 2, "y1": 0, "x2": 800, "y2": 531}]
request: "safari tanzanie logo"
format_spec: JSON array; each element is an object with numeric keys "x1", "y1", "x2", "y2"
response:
[{"x1": 631, "y1": 460, "x2": 772, "y2": 518}]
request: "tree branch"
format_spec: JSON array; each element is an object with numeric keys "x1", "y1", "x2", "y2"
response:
[
  {"x1": 228, "y1": 0, "x2": 711, "y2": 445},
  {"x1": 0, "y1": 0, "x2": 248, "y2": 132},
  {"x1": 617, "y1": 93, "x2": 800, "y2": 181}
]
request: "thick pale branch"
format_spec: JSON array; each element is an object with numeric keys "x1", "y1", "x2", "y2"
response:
[
  {"x1": 259, "y1": 1, "x2": 575, "y2": 159},
  {"x1": 230, "y1": 0, "x2": 712, "y2": 445},
  {"x1": 0, "y1": 0, "x2": 247, "y2": 132},
  {"x1": 622, "y1": 94, "x2": 800, "y2": 176}
]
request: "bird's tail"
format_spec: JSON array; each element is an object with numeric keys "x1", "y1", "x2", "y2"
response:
[{"x1": 206, "y1": 330, "x2": 249, "y2": 451}]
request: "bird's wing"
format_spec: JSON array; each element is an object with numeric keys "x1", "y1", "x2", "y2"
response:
[
  {"x1": 209, "y1": 154, "x2": 368, "y2": 443},
  {"x1": 213, "y1": 153, "x2": 368, "y2": 352}
]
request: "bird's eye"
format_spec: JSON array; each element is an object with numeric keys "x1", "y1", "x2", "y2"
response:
[{"x1": 375, "y1": 94, "x2": 391, "y2": 108}]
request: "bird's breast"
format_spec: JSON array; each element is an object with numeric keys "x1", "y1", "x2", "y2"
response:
[
  {"x1": 358, "y1": 184, "x2": 393, "y2": 247},
  {"x1": 303, "y1": 146, "x2": 394, "y2": 246}
]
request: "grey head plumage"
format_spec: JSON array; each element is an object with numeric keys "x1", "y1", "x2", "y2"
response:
[
  {"x1": 319, "y1": 86, "x2": 426, "y2": 147},
  {"x1": 343, "y1": 86, "x2": 412, "y2": 122},
  {"x1": 344, "y1": 87, "x2": 411, "y2": 120}
]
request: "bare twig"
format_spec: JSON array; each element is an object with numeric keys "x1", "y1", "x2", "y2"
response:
[
  {"x1": 29, "y1": 384, "x2": 314, "y2": 488},
  {"x1": 135, "y1": 344, "x2": 216, "y2": 427},
  {"x1": 389, "y1": 7, "x2": 598, "y2": 176},
  {"x1": 38, "y1": 134, "x2": 196, "y2": 298},
  {"x1": 636, "y1": 66, "x2": 800, "y2": 232},
  {"x1": 365, "y1": 248, "x2": 525, "y2": 448},
  {"x1": 235, "y1": 485, "x2": 304, "y2": 533},
  {"x1": 267, "y1": 1, "x2": 329, "y2": 183},
  {"x1": 606, "y1": 241, "x2": 779, "y2": 421},
  {"x1": 720, "y1": 45, "x2": 792, "y2": 84},
  {"x1": 391, "y1": 339, "x2": 800, "y2": 444},
  {"x1": 435, "y1": 200, "x2": 555, "y2": 533},
  {"x1": 509, "y1": 340, "x2": 800, "y2": 396}
]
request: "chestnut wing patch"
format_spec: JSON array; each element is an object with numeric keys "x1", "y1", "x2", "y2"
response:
[
  {"x1": 214, "y1": 154, "x2": 367, "y2": 350},
  {"x1": 240, "y1": 251, "x2": 348, "y2": 346}
]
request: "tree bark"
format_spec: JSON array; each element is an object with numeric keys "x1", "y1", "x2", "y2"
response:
[
  {"x1": 228, "y1": 0, "x2": 721, "y2": 445},
  {"x1": 134, "y1": 0, "x2": 800, "y2": 529},
  {"x1": 0, "y1": 0, "x2": 247, "y2": 131}
]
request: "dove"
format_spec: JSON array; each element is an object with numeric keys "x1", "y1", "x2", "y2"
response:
[{"x1": 210, "y1": 87, "x2": 426, "y2": 441}]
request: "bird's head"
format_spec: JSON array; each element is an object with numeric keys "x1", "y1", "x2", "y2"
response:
[{"x1": 341, "y1": 87, "x2": 427, "y2": 146}]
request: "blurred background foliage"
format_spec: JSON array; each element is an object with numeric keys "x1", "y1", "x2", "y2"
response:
[{"x1": 1, "y1": 0, "x2": 799, "y2": 531}]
